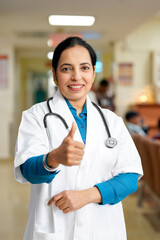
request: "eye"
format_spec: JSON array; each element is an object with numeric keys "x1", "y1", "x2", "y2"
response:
[
  {"x1": 61, "y1": 66, "x2": 72, "y2": 72},
  {"x1": 81, "y1": 65, "x2": 90, "y2": 71}
]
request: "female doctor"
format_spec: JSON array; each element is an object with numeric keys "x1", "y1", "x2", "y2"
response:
[{"x1": 14, "y1": 37, "x2": 143, "y2": 240}]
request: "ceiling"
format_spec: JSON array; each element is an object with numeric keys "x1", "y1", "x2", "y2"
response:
[{"x1": 1, "y1": 0, "x2": 160, "y2": 54}]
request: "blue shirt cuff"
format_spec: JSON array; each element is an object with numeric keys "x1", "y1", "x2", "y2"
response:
[
  {"x1": 95, "y1": 173, "x2": 138, "y2": 205},
  {"x1": 20, "y1": 154, "x2": 60, "y2": 184}
]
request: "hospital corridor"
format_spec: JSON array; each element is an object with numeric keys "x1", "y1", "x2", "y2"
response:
[{"x1": 1, "y1": 0, "x2": 160, "y2": 239}]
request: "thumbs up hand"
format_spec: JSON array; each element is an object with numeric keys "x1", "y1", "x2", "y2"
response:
[
  {"x1": 67, "y1": 121, "x2": 77, "y2": 139},
  {"x1": 47, "y1": 122, "x2": 85, "y2": 168}
]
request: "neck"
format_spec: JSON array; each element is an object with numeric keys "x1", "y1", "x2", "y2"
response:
[{"x1": 69, "y1": 99, "x2": 85, "y2": 115}]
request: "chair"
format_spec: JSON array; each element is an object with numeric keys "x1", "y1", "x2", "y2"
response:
[
  {"x1": 139, "y1": 136, "x2": 155, "y2": 190},
  {"x1": 132, "y1": 135, "x2": 154, "y2": 189},
  {"x1": 132, "y1": 135, "x2": 155, "y2": 206},
  {"x1": 148, "y1": 140, "x2": 160, "y2": 197}
]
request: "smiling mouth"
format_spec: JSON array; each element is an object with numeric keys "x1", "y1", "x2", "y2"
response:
[{"x1": 68, "y1": 84, "x2": 84, "y2": 90}]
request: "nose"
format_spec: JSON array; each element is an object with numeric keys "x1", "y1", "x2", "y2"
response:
[{"x1": 71, "y1": 69, "x2": 81, "y2": 81}]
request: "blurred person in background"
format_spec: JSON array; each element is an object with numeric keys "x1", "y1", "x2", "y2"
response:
[
  {"x1": 34, "y1": 81, "x2": 47, "y2": 103},
  {"x1": 125, "y1": 110, "x2": 147, "y2": 136},
  {"x1": 96, "y1": 78, "x2": 116, "y2": 111}
]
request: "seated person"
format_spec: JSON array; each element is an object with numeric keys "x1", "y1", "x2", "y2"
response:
[
  {"x1": 125, "y1": 111, "x2": 147, "y2": 137},
  {"x1": 152, "y1": 118, "x2": 160, "y2": 140}
]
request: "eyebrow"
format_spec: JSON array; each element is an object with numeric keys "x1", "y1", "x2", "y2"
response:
[
  {"x1": 59, "y1": 62, "x2": 91, "y2": 68},
  {"x1": 59, "y1": 63, "x2": 72, "y2": 68}
]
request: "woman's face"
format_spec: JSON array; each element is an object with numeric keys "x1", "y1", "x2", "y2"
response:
[{"x1": 53, "y1": 45, "x2": 95, "y2": 108}]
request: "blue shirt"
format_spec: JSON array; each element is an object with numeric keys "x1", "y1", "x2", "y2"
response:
[
  {"x1": 20, "y1": 99, "x2": 138, "y2": 205},
  {"x1": 65, "y1": 98, "x2": 87, "y2": 144}
]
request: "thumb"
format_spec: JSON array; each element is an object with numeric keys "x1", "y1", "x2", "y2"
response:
[
  {"x1": 47, "y1": 192, "x2": 62, "y2": 206},
  {"x1": 68, "y1": 122, "x2": 77, "y2": 139}
]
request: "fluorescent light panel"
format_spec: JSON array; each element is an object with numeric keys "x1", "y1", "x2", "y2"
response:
[{"x1": 49, "y1": 15, "x2": 95, "y2": 26}]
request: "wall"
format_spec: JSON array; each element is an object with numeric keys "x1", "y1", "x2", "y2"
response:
[
  {"x1": 102, "y1": 48, "x2": 114, "y2": 79},
  {"x1": 0, "y1": 45, "x2": 51, "y2": 159},
  {"x1": 0, "y1": 41, "x2": 15, "y2": 159},
  {"x1": 113, "y1": 17, "x2": 160, "y2": 117}
]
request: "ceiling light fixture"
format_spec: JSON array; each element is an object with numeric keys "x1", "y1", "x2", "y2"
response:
[{"x1": 48, "y1": 15, "x2": 95, "y2": 26}]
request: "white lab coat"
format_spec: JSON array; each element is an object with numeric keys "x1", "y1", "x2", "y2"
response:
[{"x1": 14, "y1": 90, "x2": 143, "y2": 240}]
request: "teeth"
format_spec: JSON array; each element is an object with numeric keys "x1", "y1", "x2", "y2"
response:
[{"x1": 69, "y1": 85, "x2": 82, "y2": 89}]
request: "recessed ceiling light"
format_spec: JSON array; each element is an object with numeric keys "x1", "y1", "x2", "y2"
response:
[{"x1": 48, "y1": 15, "x2": 95, "y2": 26}]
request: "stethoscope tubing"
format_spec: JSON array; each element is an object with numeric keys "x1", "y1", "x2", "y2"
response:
[
  {"x1": 44, "y1": 98, "x2": 117, "y2": 148},
  {"x1": 92, "y1": 102, "x2": 111, "y2": 138},
  {"x1": 44, "y1": 112, "x2": 69, "y2": 129},
  {"x1": 47, "y1": 97, "x2": 54, "y2": 113}
]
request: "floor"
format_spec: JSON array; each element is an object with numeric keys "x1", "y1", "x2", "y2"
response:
[
  {"x1": 123, "y1": 191, "x2": 160, "y2": 240},
  {"x1": 0, "y1": 160, "x2": 160, "y2": 240}
]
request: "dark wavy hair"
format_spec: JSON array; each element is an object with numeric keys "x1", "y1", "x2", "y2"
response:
[{"x1": 52, "y1": 37, "x2": 97, "y2": 72}]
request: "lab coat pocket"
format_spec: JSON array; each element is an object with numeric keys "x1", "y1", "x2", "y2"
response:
[{"x1": 34, "y1": 231, "x2": 64, "y2": 240}]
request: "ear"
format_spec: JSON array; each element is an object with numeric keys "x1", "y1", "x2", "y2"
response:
[
  {"x1": 52, "y1": 67, "x2": 56, "y2": 80},
  {"x1": 52, "y1": 68, "x2": 58, "y2": 85},
  {"x1": 93, "y1": 66, "x2": 96, "y2": 81}
]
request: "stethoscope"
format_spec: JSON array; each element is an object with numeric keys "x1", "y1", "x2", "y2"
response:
[{"x1": 43, "y1": 97, "x2": 117, "y2": 148}]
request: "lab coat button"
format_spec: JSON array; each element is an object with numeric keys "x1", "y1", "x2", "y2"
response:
[{"x1": 76, "y1": 220, "x2": 82, "y2": 227}]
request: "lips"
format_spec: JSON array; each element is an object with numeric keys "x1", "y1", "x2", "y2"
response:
[{"x1": 68, "y1": 84, "x2": 84, "y2": 91}]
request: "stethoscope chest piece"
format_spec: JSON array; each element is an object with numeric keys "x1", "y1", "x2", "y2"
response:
[{"x1": 105, "y1": 137, "x2": 117, "y2": 148}]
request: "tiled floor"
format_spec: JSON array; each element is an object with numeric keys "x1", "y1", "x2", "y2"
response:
[
  {"x1": 123, "y1": 193, "x2": 160, "y2": 240},
  {"x1": 0, "y1": 160, "x2": 30, "y2": 240},
  {"x1": 0, "y1": 160, "x2": 160, "y2": 240}
]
